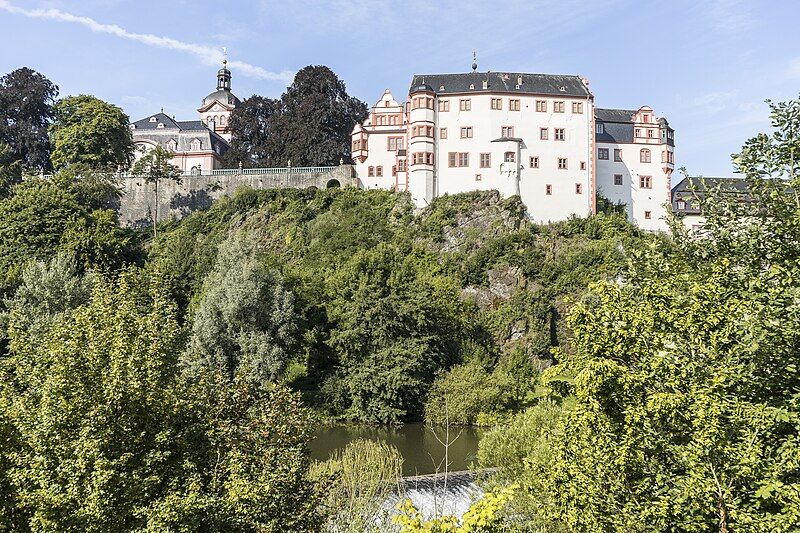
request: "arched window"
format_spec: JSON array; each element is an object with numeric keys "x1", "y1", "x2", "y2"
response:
[
  {"x1": 190, "y1": 138, "x2": 201, "y2": 151},
  {"x1": 166, "y1": 139, "x2": 177, "y2": 151},
  {"x1": 190, "y1": 166, "x2": 201, "y2": 176},
  {"x1": 219, "y1": 115, "x2": 225, "y2": 125},
  {"x1": 640, "y1": 148, "x2": 651, "y2": 163}
]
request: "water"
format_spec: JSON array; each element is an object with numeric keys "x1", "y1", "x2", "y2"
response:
[{"x1": 310, "y1": 423, "x2": 484, "y2": 476}]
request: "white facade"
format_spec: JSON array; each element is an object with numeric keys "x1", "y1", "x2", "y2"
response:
[
  {"x1": 595, "y1": 107, "x2": 675, "y2": 231},
  {"x1": 353, "y1": 70, "x2": 675, "y2": 231}
]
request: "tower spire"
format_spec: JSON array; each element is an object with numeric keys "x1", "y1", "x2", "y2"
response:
[
  {"x1": 472, "y1": 50, "x2": 477, "y2": 72},
  {"x1": 217, "y1": 47, "x2": 231, "y2": 91}
]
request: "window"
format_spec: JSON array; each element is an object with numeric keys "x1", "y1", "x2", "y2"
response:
[
  {"x1": 501, "y1": 126, "x2": 514, "y2": 138},
  {"x1": 530, "y1": 156, "x2": 539, "y2": 168},
  {"x1": 398, "y1": 160, "x2": 407, "y2": 172},
  {"x1": 554, "y1": 101, "x2": 565, "y2": 113},
  {"x1": 647, "y1": 129, "x2": 655, "y2": 138},
  {"x1": 536, "y1": 100, "x2": 547, "y2": 112},
  {"x1": 376, "y1": 166, "x2": 383, "y2": 177},
  {"x1": 392, "y1": 165, "x2": 397, "y2": 177},
  {"x1": 598, "y1": 148, "x2": 609, "y2": 160},
  {"x1": 439, "y1": 100, "x2": 450, "y2": 112},
  {"x1": 614, "y1": 149, "x2": 622, "y2": 162},
  {"x1": 460, "y1": 126, "x2": 473, "y2": 138},
  {"x1": 479, "y1": 153, "x2": 491, "y2": 168},
  {"x1": 388, "y1": 137, "x2": 403, "y2": 151},
  {"x1": 412, "y1": 125, "x2": 433, "y2": 138},
  {"x1": 614, "y1": 174, "x2": 623, "y2": 186},
  {"x1": 575, "y1": 183, "x2": 583, "y2": 194},
  {"x1": 635, "y1": 128, "x2": 642, "y2": 137},
  {"x1": 440, "y1": 127, "x2": 447, "y2": 139},
  {"x1": 572, "y1": 102, "x2": 583, "y2": 114},
  {"x1": 504, "y1": 151, "x2": 516, "y2": 163},
  {"x1": 412, "y1": 97, "x2": 434, "y2": 110},
  {"x1": 491, "y1": 98, "x2": 502, "y2": 110},
  {"x1": 475, "y1": 174, "x2": 482, "y2": 181},
  {"x1": 190, "y1": 138, "x2": 201, "y2": 151},
  {"x1": 448, "y1": 152, "x2": 469, "y2": 167},
  {"x1": 459, "y1": 99, "x2": 471, "y2": 111},
  {"x1": 580, "y1": 161, "x2": 586, "y2": 170},
  {"x1": 644, "y1": 211, "x2": 652, "y2": 219},
  {"x1": 509, "y1": 99, "x2": 520, "y2": 111},
  {"x1": 642, "y1": 114, "x2": 650, "y2": 123},
  {"x1": 219, "y1": 115, "x2": 226, "y2": 125},
  {"x1": 596, "y1": 123, "x2": 605, "y2": 134},
  {"x1": 540, "y1": 128, "x2": 549, "y2": 140},
  {"x1": 411, "y1": 152, "x2": 434, "y2": 165},
  {"x1": 554, "y1": 128, "x2": 565, "y2": 141},
  {"x1": 545, "y1": 184, "x2": 552, "y2": 195},
  {"x1": 368, "y1": 166, "x2": 375, "y2": 177},
  {"x1": 558, "y1": 157, "x2": 568, "y2": 170},
  {"x1": 677, "y1": 200, "x2": 686, "y2": 210},
  {"x1": 166, "y1": 139, "x2": 177, "y2": 151},
  {"x1": 639, "y1": 175, "x2": 652, "y2": 189},
  {"x1": 640, "y1": 148, "x2": 651, "y2": 163}
]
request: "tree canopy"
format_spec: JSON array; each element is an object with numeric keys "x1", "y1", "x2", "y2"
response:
[
  {"x1": 0, "y1": 67, "x2": 58, "y2": 173},
  {"x1": 50, "y1": 94, "x2": 133, "y2": 171},
  {"x1": 223, "y1": 95, "x2": 282, "y2": 168}
]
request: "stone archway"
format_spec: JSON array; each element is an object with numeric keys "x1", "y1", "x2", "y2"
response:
[{"x1": 326, "y1": 179, "x2": 341, "y2": 189}]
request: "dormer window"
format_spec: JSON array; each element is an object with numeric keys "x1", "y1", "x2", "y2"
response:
[
  {"x1": 156, "y1": 123, "x2": 164, "y2": 129},
  {"x1": 469, "y1": 84, "x2": 475, "y2": 90},
  {"x1": 166, "y1": 139, "x2": 177, "y2": 151},
  {"x1": 190, "y1": 138, "x2": 201, "y2": 151},
  {"x1": 149, "y1": 117, "x2": 157, "y2": 122}
]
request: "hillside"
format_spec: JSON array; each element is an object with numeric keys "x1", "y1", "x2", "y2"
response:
[{"x1": 145, "y1": 186, "x2": 660, "y2": 423}]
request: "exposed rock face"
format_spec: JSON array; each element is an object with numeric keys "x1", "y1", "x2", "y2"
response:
[{"x1": 461, "y1": 265, "x2": 524, "y2": 310}]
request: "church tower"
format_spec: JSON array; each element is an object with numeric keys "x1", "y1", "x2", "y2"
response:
[{"x1": 198, "y1": 51, "x2": 240, "y2": 142}]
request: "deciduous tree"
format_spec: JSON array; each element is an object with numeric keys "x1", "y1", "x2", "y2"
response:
[{"x1": 223, "y1": 95, "x2": 282, "y2": 168}]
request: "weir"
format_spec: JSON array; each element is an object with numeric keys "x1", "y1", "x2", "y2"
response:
[{"x1": 388, "y1": 469, "x2": 495, "y2": 520}]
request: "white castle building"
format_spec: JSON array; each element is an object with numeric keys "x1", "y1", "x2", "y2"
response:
[
  {"x1": 129, "y1": 58, "x2": 239, "y2": 174},
  {"x1": 352, "y1": 64, "x2": 675, "y2": 231}
]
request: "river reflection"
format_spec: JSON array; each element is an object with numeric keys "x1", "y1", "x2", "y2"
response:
[{"x1": 310, "y1": 423, "x2": 484, "y2": 476}]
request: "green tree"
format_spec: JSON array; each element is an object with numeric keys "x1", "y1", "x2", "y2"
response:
[
  {"x1": 0, "y1": 271, "x2": 323, "y2": 531},
  {"x1": 478, "y1": 97, "x2": 800, "y2": 532},
  {"x1": 50, "y1": 94, "x2": 133, "y2": 171},
  {"x1": 325, "y1": 243, "x2": 466, "y2": 423},
  {"x1": 131, "y1": 145, "x2": 181, "y2": 237},
  {"x1": 266, "y1": 66, "x2": 367, "y2": 166},
  {"x1": 0, "y1": 67, "x2": 58, "y2": 172},
  {"x1": 182, "y1": 232, "x2": 298, "y2": 389}
]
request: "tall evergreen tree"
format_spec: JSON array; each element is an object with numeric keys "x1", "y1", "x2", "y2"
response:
[
  {"x1": 0, "y1": 67, "x2": 58, "y2": 173},
  {"x1": 266, "y1": 66, "x2": 367, "y2": 167},
  {"x1": 223, "y1": 95, "x2": 282, "y2": 168}
]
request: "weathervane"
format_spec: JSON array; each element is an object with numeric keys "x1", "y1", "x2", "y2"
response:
[
  {"x1": 472, "y1": 50, "x2": 477, "y2": 71},
  {"x1": 222, "y1": 46, "x2": 228, "y2": 67}
]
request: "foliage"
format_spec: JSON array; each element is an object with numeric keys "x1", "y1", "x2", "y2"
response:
[
  {"x1": 0, "y1": 67, "x2": 58, "y2": 172},
  {"x1": 310, "y1": 438, "x2": 404, "y2": 532},
  {"x1": 223, "y1": 95, "x2": 282, "y2": 168},
  {"x1": 425, "y1": 363, "x2": 518, "y2": 425},
  {"x1": 477, "y1": 96, "x2": 800, "y2": 532},
  {"x1": 50, "y1": 94, "x2": 133, "y2": 170},
  {"x1": 264, "y1": 66, "x2": 368, "y2": 166},
  {"x1": 182, "y1": 232, "x2": 298, "y2": 389},
  {"x1": 393, "y1": 485, "x2": 517, "y2": 532},
  {"x1": 0, "y1": 270, "x2": 323, "y2": 531}
]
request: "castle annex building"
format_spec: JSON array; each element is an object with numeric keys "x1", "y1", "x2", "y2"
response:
[
  {"x1": 352, "y1": 66, "x2": 675, "y2": 231},
  {"x1": 129, "y1": 58, "x2": 239, "y2": 174}
]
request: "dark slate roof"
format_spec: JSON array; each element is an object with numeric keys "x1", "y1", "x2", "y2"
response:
[
  {"x1": 595, "y1": 108, "x2": 637, "y2": 123},
  {"x1": 409, "y1": 72, "x2": 590, "y2": 97},
  {"x1": 175, "y1": 120, "x2": 210, "y2": 131},
  {"x1": 671, "y1": 176, "x2": 751, "y2": 214},
  {"x1": 131, "y1": 112, "x2": 181, "y2": 130}
]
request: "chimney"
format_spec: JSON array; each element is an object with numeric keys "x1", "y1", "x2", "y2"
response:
[{"x1": 517, "y1": 75, "x2": 523, "y2": 86}]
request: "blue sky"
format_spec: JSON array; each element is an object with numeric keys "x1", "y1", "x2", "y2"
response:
[{"x1": 1, "y1": 0, "x2": 798, "y2": 177}]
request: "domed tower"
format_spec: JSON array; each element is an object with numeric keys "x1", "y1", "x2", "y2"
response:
[{"x1": 198, "y1": 52, "x2": 240, "y2": 142}]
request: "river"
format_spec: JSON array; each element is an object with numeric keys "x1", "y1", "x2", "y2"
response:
[{"x1": 310, "y1": 423, "x2": 484, "y2": 476}]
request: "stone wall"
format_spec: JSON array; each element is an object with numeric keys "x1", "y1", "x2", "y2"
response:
[{"x1": 118, "y1": 164, "x2": 358, "y2": 227}]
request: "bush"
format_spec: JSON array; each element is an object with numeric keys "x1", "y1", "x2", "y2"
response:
[{"x1": 424, "y1": 363, "x2": 518, "y2": 425}]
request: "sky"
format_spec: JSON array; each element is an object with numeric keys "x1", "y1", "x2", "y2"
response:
[{"x1": 0, "y1": 0, "x2": 798, "y2": 178}]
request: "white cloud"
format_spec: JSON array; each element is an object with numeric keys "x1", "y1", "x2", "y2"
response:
[
  {"x1": 0, "y1": 0, "x2": 294, "y2": 82},
  {"x1": 692, "y1": 90, "x2": 738, "y2": 113}
]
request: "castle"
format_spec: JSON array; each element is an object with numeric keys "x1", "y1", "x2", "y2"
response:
[
  {"x1": 352, "y1": 60, "x2": 675, "y2": 231},
  {"x1": 129, "y1": 57, "x2": 239, "y2": 175},
  {"x1": 125, "y1": 58, "x2": 675, "y2": 231}
]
